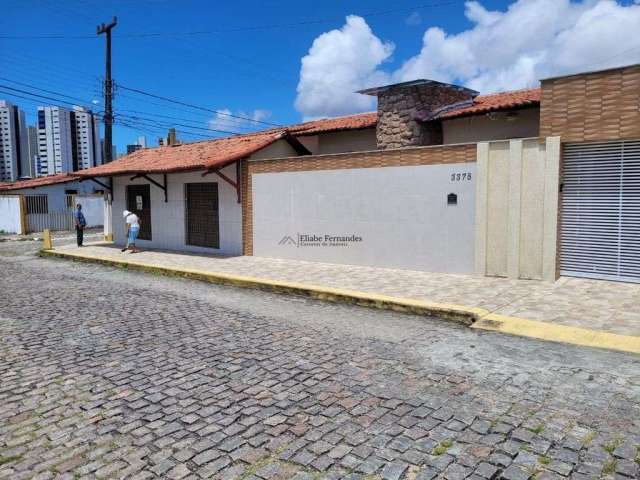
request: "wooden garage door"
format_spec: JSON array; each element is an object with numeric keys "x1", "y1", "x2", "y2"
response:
[
  {"x1": 185, "y1": 182, "x2": 219, "y2": 248},
  {"x1": 561, "y1": 140, "x2": 640, "y2": 282},
  {"x1": 126, "y1": 184, "x2": 152, "y2": 240}
]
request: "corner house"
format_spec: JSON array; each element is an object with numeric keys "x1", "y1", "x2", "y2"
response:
[{"x1": 77, "y1": 63, "x2": 640, "y2": 283}]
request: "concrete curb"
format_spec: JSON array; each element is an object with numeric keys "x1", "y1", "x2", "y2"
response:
[{"x1": 40, "y1": 249, "x2": 640, "y2": 355}]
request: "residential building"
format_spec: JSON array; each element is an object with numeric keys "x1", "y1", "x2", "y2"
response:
[
  {"x1": 0, "y1": 173, "x2": 105, "y2": 234},
  {"x1": 127, "y1": 135, "x2": 148, "y2": 154},
  {"x1": 71, "y1": 106, "x2": 103, "y2": 171},
  {"x1": 26, "y1": 125, "x2": 38, "y2": 178},
  {"x1": 76, "y1": 63, "x2": 640, "y2": 284},
  {"x1": 0, "y1": 100, "x2": 28, "y2": 182},
  {"x1": 37, "y1": 106, "x2": 73, "y2": 176},
  {"x1": 126, "y1": 144, "x2": 142, "y2": 154},
  {"x1": 36, "y1": 106, "x2": 103, "y2": 176}
]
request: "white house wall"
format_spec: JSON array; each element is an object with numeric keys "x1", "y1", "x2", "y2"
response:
[
  {"x1": 252, "y1": 163, "x2": 476, "y2": 273},
  {"x1": 76, "y1": 195, "x2": 104, "y2": 227},
  {"x1": 112, "y1": 166, "x2": 242, "y2": 255},
  {"x1": 0, "y1": 196, "x2": 23, "y2": 234}
]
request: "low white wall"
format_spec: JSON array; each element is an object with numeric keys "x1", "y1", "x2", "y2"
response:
[
  {"x1": 0, "y1": 196, "x2": 23, "y2": 234},
  {"x1": 76, "y1": 195, "x2": 104, "y2": 227},
  {"x1": 112, "y1": 166, "x2": 242, "y2": 255},
  {"x1": 252, "y1": 163, "x2": 476, "y2": 273}
]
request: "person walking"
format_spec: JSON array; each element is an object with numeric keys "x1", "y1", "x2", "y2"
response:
[
  {"x1": 123, "y1": 210, "x2": 141, "y2": 253},
  {"x1": 73, "y1": 203, "x2": 86, "y2": 247}
]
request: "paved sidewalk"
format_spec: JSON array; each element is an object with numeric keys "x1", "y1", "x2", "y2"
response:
[{"x1": 51, "y1": 243, "x2": 640, "y2": 339}]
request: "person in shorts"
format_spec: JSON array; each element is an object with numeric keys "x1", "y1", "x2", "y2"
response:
[{"x1": 123, "y1": 210, "x2": 141, "y2": 253}]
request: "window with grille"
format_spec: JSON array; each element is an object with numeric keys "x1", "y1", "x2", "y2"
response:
[{"x1": 25, "y1": 195, "x2": 48, "y2": 214}]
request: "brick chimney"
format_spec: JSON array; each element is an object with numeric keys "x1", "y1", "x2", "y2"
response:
[{"x1": 358, "y1": 80, "x2": 478, "y2": 149}]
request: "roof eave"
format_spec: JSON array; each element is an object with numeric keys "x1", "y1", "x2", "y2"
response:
[{"x1": 436, "y1": 102, "x2": 540, "y2": 121}]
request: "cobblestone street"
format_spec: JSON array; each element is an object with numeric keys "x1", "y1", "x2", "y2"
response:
[{"x1": 1, "y1": 253, "x2": 639, "y2": 480}]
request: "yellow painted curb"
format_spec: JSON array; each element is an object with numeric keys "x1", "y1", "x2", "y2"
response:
[
  {"x1": 473, "y1": 314, "x2": 640, "y2": 355},
  {"x1": 39, "y1": 249, "x2": 640, "y2": 355},
  {"x1": 38, "y1": 249, "x2": 481, "y2": 325}
]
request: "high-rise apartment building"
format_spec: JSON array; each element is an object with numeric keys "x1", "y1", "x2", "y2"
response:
[
  {"x1": 36, "y1": 106, "x2": 103, "y2": 176},
  {"x1": 0, "y1": 100, "x2": 28, "y2": 182},
  {"x1": 37, "y1": 106, "x2": 73, "y2": 176},
  {"x1": 71, "y1": 106, "x2": 103, "y2": 171},
  {"x1": 26, "y1": 126, "x2": 38, "y2": 177}
]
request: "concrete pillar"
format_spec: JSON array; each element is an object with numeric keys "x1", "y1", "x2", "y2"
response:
[
  {"x1": 542, "y1": 136, "x2": 561, "y2": 281},
  {"x1": 474, "y1": 142, "x2": 489, "y2": 275},
  {"x1": 42, "y1": 229, "x2": 52, "y2": 250},
  {"x1": 507, "y1": 139, "x2": 523, "y2": 279},
  {"x1": 103, "y1": 193, "x2": 113, "y2": 241}
]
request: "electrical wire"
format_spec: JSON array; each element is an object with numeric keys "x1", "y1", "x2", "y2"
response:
[
  {"x1": 115, "y1": 83, "x2": 282, "y2": 126},
  {"x1": 0, "y1": 1, "x2": 462, "y2": 39}
]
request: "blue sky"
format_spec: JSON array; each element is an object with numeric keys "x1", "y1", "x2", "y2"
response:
[{"x1": 1, "y1": 0, "x2": 639, "y2": 152}]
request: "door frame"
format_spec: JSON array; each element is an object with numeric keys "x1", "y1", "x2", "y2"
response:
[
  {"x1": 126, "y1": 184, "x2": 152, "y2": 241},
  {"x1": 184, "y1": 181, "x2": 220, "y2": 249}
]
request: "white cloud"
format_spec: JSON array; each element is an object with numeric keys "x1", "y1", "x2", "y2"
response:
[
  {"x1": 294, "y1": 1, "x2": 640, "y2": 118},
  {"x1": 294, "y1": 15, "x2": 394, "y2": 120},
  {"x1": 208, "y1": 108, "x2": 272, "y2": 133},
  {"x1": 395, "y1": 0, "x2": 640, "y2": 93}
]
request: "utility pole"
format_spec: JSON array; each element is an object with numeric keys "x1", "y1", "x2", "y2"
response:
[{"x1": 97, "y1": 16, "x2": 117, "y2": 163}]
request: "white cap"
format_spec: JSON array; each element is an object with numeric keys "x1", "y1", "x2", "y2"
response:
[{"x1": 123, "y1": 210, "x2": 131, "y2": 218}]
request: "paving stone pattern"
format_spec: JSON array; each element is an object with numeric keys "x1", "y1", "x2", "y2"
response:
[
  {"x1": 57, "y1": 244, "x2": 640, "y2": 336},
  {"x1": 1, "y1": 255, "x2": 639, "y2": 479}
]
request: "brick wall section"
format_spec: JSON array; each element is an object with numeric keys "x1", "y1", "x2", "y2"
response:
[
  {"x1": 376, "y1": 84, "x2": 476, "y2": 149},
  {"x1": 540, "y1": 65, "x2": 640, "y2": 142},
  {"x1": 241, "y1": 143, "x2": 477, "y2": 255}
]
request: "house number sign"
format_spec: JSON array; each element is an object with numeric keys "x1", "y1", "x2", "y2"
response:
[{"x1": 450, "y1": 172, "x2": 472, "y2": 182}]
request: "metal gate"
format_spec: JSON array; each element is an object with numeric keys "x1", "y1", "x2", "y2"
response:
[
  {"x1": 24, "y1": 194, "x2": 75, "y2": 233},
  {"x1": 560, "y1": 140, "x2": 640, "y2": 282}
]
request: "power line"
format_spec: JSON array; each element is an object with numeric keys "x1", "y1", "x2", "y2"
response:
[
  {"x1": 117, "y1": 108, "x2": 259, "y2": 132},
  {"x1": 113, "y1": 91, "x2": 265, "y2": 129},
  {"x1": 115, "y1": 118, "x2": 220, "y2": 141},
  {"x1": 0, "y1": 81, "x2": 224, "y2": 145},
  {"x1": 0, "y1": 1, "x2": 462, "y2": 39},
  {"x1": 116, "y1": 83, "x2": 282, "y2": 127},
  {"x1": 115, "y1": 112, "x2": 246, "y2": 136},
  {"x1": 0, "y1": 76, "x2": 261, "y2": 137},
  {"x1": 0, "y1": 84, "x2": 95, "y2": 109},
  {"x1": 0, "y1": 76, "x2": 97, "y2": 106}
]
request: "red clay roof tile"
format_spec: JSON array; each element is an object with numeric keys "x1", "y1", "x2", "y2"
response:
[
  {"x1": 75, "y1": 130, "x2": 286, "y2": 177},
  {"x1": 0, "y1": 173, "x2": 79, "y2": 191},
  {"x1": 289, "y1": 112, "x2": 377, "y2": 135},
  {"x1": 73, "y1": 87, "x2": 539, "y2": 178},
  {"x1": 435, "y1": 88, "x2": 541, "y2": 119},
  {"x1": 75, "y1": 113, "x2": 378, "y2": 178}
]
